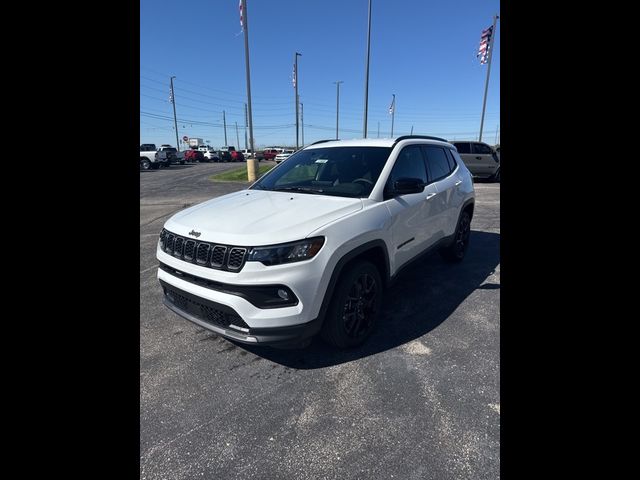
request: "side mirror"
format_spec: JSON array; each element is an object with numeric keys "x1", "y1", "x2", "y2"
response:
[{"x1": 391, "y1": 177, "x2": 426, "y2": 195}]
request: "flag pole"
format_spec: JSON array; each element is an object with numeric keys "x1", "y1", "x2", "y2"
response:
[
  {"x1": 479, "y1": 14, "x2": 499, "y2": 142},
  {"x1": 170, "y1": 76, "x2": 180, "y2": 151}
]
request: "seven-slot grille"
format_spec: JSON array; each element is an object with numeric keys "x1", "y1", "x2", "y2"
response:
[{"x1": 159, "y1": 229, "x2": 248, "y2": 272}]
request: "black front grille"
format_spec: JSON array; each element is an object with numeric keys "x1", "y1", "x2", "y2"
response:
[
  {"x1": 228, "y1": 248, "x2": 247, "y2": 270},
  {"x1": 162, "y1": 281, "x2": 250, "y2": 330},
  {"x1": 159, "y1": 229, "x2": 249, "y2": 272}
]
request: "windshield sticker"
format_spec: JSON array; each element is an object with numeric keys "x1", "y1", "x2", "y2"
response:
[{"x1": 314, "y1": 159, "x2": 328, "y2": 164}]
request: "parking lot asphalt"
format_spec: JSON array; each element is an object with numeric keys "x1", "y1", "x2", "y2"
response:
[{"x1": 140, "y1": 162, "x2": 500, "y2": 480}]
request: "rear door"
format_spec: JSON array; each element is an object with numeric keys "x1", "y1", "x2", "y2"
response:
[
  {"x1": 471, "y1": 142, "x2": 498, "y2": 177},
  {"x1": 422, "y1": 145, "x2": 459, "y2": 240},
  {"x1": 452, "y1": 142, "x2": 479, "y2": 175}
]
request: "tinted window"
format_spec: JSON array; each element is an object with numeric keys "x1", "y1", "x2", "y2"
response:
[
  {"x1": 252, "y1": 146, "x2": 392, "y2": 198},
  {"x1": 454, "y1": 142, "x2": 471, "y2": 154},
  {"x1": 472, "y1": 143, "x2": 493, "y2": 154},
  {"x1": 423, "y1": 146, "x2": 451, "y2": 182},
  {"x1": 389, "y1": 145, "x2": 427, "y2": 184},
  {"x1": 444, "y1": 148, "x2": 457, "y2": 171}
]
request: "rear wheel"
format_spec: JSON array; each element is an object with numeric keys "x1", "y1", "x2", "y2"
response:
[
  {"x1": 440, "y1": 210, "x2": 471, "y2": 262},
  {"x1": 140, "y1": 159, "x2": 151, "y2": 170},
  {"x1": 321, "y1": 261, "x2": 382, "y2": 348},
  {"x1": 493, "y1": 169, "x2": 500, "y2": 182}
]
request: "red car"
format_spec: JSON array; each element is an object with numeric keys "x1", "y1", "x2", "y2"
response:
[
  {"x1": 261, "y1": 149, "x2": 280, "y2": 160},
  {"x1": 230, "y1": 150, "x2": 245, "y2": 162},
  {"x1": 184, "y1": 149, "x2": 205, "y2": 163}
]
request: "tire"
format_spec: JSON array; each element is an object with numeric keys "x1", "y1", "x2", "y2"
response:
[
  {"x1": 151, "y1": 163, "x2": 160, "y2": 170},
  {"x1": 493, "y1": 169, "x2": 500, "y2": 182},
  {"x1": 321, "y1": 260, "x2": 382, "y2": 348},
  {"x1": 440, "y1": 210, "x2": 471, "y2": 262},
  {"x1": 140, "y1": 159, "x2": 151, "y2": 170},
  {"x1": 180, "y1": 161, "x2": 185, "y2": 165}
]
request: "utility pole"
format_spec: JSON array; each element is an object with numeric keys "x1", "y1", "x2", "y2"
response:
[
  {"x1": 479, "y1": 14, "x2": 499, "y2": 142},
  {"x1": 241, "y1": 0, "x2": 257, "y2": 180},
  {"x1": 301, "y1": 102, "x2": 305, "y2": 147},
  {"x1": 294, "y1": 52, "x2": 302, "y2": 149},
  {"x1": 170, "y1": 76, "x2": 180, "y2": 151},
  {"x1": 235, "y1": 122, "x2": 240, "y2": 149},
  {"x1": 223, "y1": 110, "x2": 228, "y2": 147},
  {"x1": 244, "y1": 103, "x2": 248, "y2": 152},
  {"x1": 410, "y1": 125, "x2": 414, "y2": 135},
  {"x1": 390, "y1": 94, "x2": 395, "y2": 137},
  {"x1": 334, "y1": 80, "x2": 343, "y2": 140},
  {"x1": 363, "y1": 0, "x2": 372, "y2": 138}
]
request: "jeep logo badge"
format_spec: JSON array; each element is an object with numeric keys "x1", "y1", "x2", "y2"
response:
[{"x1": 188, "y1": 230, "x2": 201, "y2": 238}]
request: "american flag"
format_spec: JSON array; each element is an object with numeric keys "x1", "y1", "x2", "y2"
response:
[
  {"x1": 239, "y1": 0, "x2": 244, "y2": 32},
  {"x1": 169, "y1": 85, "x2": 173, "y2": 104},
  {"x1": 477, "y1": 25, "x2": 493, "y2": 64},
  {"x1": 292, "y1": 64, "x2": 296, "y2": 88},
  {"x1": 388, "y1": 96, "x2": 395, "y2": 115}
]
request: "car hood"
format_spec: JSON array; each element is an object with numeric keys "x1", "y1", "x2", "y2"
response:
[{"x1": 164, "y1": 189, "x2": 363, "y2": 246}]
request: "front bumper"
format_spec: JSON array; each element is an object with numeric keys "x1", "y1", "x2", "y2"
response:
[{"x1": 160, "y1": 279, "x2": 321, "y2": 345}]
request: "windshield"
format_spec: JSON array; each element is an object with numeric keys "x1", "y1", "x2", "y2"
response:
[{"x1": 251, "y1": 146, "x2": 392, "y2": 198}]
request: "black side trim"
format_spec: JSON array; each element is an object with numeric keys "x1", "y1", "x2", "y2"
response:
[
  {"x1": 159, "y1": 262, "x2": 299, "y2": 309},
  {"x1": 397, "y1": 237, "x2": 415, "y2": 249},
  {"x1": 316, "y1": 240, "x2": 390, "y2": 324}
]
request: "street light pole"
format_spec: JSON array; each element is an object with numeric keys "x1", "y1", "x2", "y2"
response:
[
  {"x1": 170, "y1": 76, "x2": 180, "y2": 151},
  {"x1": 363, "y1": 0, "x2": 372, "y2": 138},
  {"x1": 223, "y1": 110, "x2": 227, "y2": 147},
  {"x1": 294, "y1": 52, "x2": 302, "y2": 149},
  {"x1": 334, "y1": 81, "x2": 343, "y2": 140},
  {"x1": 302, "y1": 102, "x2": 306, "y2": 147}
]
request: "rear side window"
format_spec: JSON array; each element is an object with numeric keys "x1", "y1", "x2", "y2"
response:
[
  {"x1": 454, "y1": 142, "x2": 471, "y2": 154},
  {"x1": 423, "y1": 146, "x2": 452, "y2": 182},
  {"x1": 472, "y1": 143, "x2": 493, "y2": 154},
  {"x1": 388, "y1": 145, "x2": 427, "y2": 184},
  {"x1": 444, "y1": 149, "x2": 457, "y2": 171}
]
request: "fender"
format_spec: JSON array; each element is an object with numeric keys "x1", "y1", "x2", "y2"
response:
[{"x1": 316, "y1": 239, "x2": 390, "y2": 324}]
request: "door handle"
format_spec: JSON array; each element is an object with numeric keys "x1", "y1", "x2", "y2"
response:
[
  {"x1": 455, "y1": 180, "x2": 462, "y2": 186},
  {"x1": 475, "y1": 156, "x2": 482, "y2": 160},
  {"x1": 426, "y1": 192, "x2": 437, "y2": 200}
]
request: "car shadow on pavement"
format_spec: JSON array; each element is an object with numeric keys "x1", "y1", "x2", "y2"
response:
[
  {"x1": 239, "y1": 230, "x2": 500, "y2": 369},
  {"x1": 166, "y1": 164, "x2": 196, "y2": 170}
]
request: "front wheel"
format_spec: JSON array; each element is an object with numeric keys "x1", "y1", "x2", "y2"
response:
[
  {"x1": 440, "y1": 210, "x2": 471, "y2": 262},
  {"x1": 140, "y1": 159, "x2": 151, "y2": 170},
  {"x1": 321, "y1": 261, "x2": 382, "y2": 348}
]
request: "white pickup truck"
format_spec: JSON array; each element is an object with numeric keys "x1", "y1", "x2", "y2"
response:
[{"x1": 140, "y1": 144, "x2": 176, "y2": 169}]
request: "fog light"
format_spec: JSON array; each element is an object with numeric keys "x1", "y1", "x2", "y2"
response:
[{"x1": 277, "y1": 289, "x2": 289, "y2": 300}]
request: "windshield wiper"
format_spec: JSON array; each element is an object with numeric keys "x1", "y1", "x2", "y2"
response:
[{"x1": 271, "y1": 186, "x2": 325, "y2": 194}]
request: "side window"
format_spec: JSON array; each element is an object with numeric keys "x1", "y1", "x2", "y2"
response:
[
  {"x1": 454, "y1": 142, "x2": 471, "y2": 154},
  {"x1": 445, "y1": 148, "x2": 457, "y2": 172},
  {"x1": 423, "y1": 146, "x2": 452, "y2": 182},
  {"x1": 388, "y1": 145, "x2": 427, "y2": 185},
  {"x1": 450, "y1": 149, "x2": 465, "y2": 167},
  {"x1": 472, "y1": 143, "x2": 492, "y2": 154}
]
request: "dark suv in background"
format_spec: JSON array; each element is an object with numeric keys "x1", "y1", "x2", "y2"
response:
[{"x1": 449, "y1": 141, "x2": 500, "y2": 181}]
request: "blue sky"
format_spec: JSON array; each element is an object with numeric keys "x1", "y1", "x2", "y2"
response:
[{"x1": 140, "y1": 0, "x2": 500, "y2": 149}]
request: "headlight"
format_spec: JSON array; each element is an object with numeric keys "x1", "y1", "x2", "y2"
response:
[{"x1": 247, "y1": 237, "x2": 325, "y2": 266}]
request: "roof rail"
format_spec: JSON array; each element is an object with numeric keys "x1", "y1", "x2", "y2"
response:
[
  {"x1": 307, "y1": 139, "x2": 335, "y2": 147},
  {"x1": 393, "y1": 135, "x2": 449, "y2": 146}
]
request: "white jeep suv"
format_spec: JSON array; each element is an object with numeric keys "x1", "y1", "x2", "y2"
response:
[{"x1": 157, "y1": 136, "x2": 475, "y2": 348}]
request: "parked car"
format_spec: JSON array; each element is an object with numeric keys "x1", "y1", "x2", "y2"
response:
[
  {"x1": 204, "y1": 150, "x2": 220, "y2": 162},
  {"x1": 449, "y1": 141, "x2": 500, "y2": 181},
  {"x1": 157, "y1": 135, "x2": 475, "y2": 349},
  {"x1": 218, "y1": 150, "x2": 233, "y2": 162},
  {"x1": 274, "y1": 150, "x2": 295, "y2": 163},
  {"x1": 173, "y1": 151, "x2": 188, "y2": 164},
  {"x1": 231, "y1": 150, "x2": 245, "y2": 162},
  {"x1": 140, "y1": 143, "x2": 168, "y2": 169},
  {"x1": 184, "y1": 149, "x2": 204, "y2": 163},
  {"x1": 158, "y1": 145, "x2": 181, "y2": 165},
  {"x1": 261, "y1": 148, "x2": 280, "y2": 161}
]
